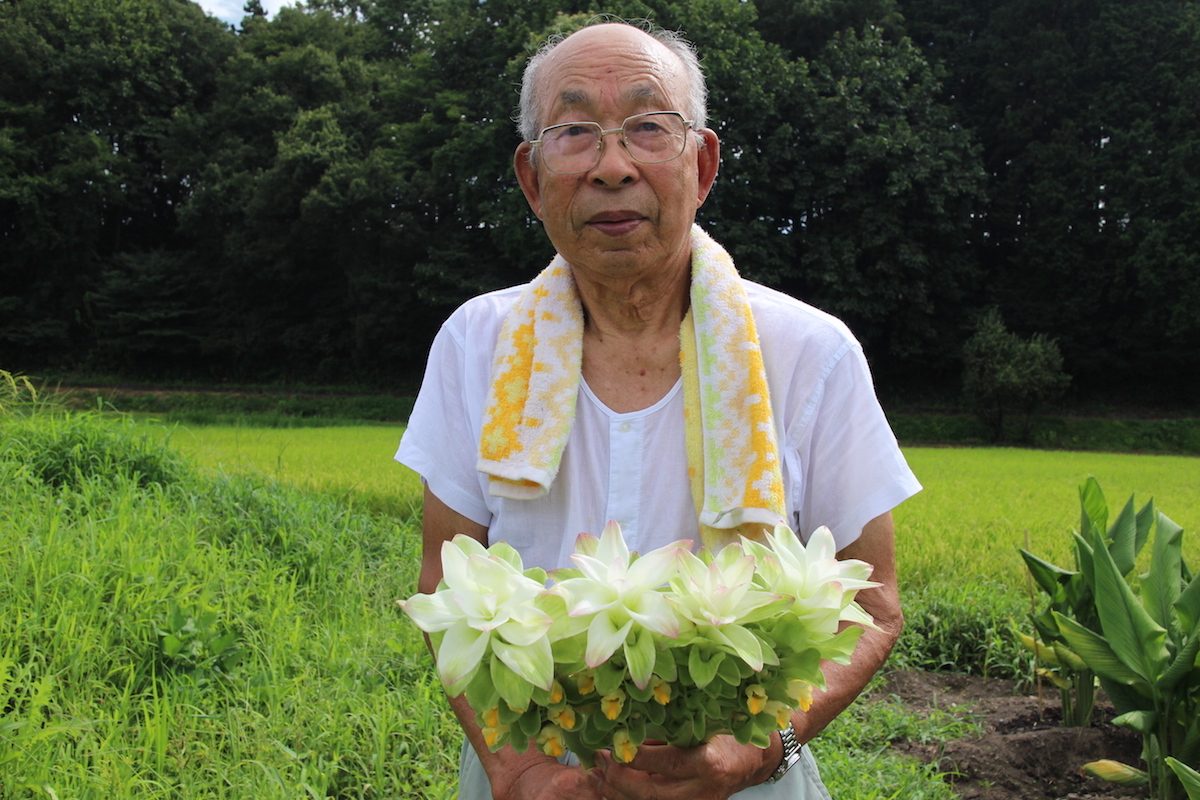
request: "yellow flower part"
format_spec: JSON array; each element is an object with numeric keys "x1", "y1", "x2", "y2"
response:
[
  {"x1": 745, "y1": 684, "x2": 768, "y2": 716},
  {"x1": 549, "y1": 680, "x2": 565, "y2": 705},
  {"x1": 764, "y1": 700, "x2": 791, "y2": 729},
  {"x1": 482, "y1": 722, "x2": 510, "y2": 749},
  {"x1": 651, "y1": 676, "x2": 671, "y2": 706},
  {"x1": 482, "y1": 706, "x2": 501, "y2": 729},
  {"x1": 576, "y1": 673, "x2": 595, "y2": 696},
  {"x1": 537, "y1": 725, "x2": 567, "y2": 759},
  {"x1": 787, "y1": 680, "x2": 814, "y2": 712},
  {"x1": 612, "y1": 729, "x2": 638, "y2": 764},
  {"x1": 601, "y1": 690, "x2": 625, "y2": 721},
  {"x1": 548, "y1": 704, "x2": 577, "y2": 731}
]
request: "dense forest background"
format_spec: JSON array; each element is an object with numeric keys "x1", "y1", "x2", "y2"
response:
[{"x1": 2, "y1": 0, "x2": 1198, "y2": 402}]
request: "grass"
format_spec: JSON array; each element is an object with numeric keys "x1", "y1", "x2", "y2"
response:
[
  {"x1": 150, "y1": 423, "x2": 423, "y2": 519},
  {"x1": 5, "y1": 374, "x2": 1199, "y2": 797},
  {"x1": 1, "y1": 402, "x2": 459, "y2": 797}
]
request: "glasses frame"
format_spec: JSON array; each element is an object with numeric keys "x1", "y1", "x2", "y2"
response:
[{"x1": 529, "y1": 111, "x2": 697, "y2": 175}]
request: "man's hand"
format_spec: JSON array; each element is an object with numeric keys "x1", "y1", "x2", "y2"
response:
[
  {"x1": 493, "y1": 758, "x2": 606, "y2": 800},
  {"x1": 591, "y1": 735, "x2": 776, "y2": 800}
]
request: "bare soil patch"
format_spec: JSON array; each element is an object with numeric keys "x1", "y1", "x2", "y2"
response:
[{"x1": 880, "y1": 670, "x2": 1145, "y2": 800}]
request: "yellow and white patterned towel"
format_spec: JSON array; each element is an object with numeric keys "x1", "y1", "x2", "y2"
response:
[{"x1": 477, "y1": 225, "x2": 785, "y2": 549}]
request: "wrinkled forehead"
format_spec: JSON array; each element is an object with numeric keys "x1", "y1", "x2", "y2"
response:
[{"x1": 537, "y1": 25, "x2": 687, "y2": 121}]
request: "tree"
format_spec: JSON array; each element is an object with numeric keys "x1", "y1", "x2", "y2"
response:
[{"x1": 962, "y1": 308, "x2": 1069, "y2": 442}]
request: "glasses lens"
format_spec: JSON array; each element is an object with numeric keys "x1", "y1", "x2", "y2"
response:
[
  {"x1": 539, "y1": 123, "x2": 600, "y2": 174},
  {"x1": 622, "y1": 113, "x2": 688, "y2": 163}
]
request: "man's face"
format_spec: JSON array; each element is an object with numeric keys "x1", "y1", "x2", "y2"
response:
[{"x1": 514, "y1": 25, "x2": 719, "y2": 281}]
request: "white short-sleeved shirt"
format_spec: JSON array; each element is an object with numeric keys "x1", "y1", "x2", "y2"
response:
[{"x1": 396, "y1": 279, "x2": 920, "y2": 571}]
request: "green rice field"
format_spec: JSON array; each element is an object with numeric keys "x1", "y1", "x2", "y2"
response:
[{"x1": 159, "y1": 423, "x2": 1200, "y2": 591}]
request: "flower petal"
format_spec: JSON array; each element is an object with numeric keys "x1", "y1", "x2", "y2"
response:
[
  {"x1": 585, "y1": 613, "x2": 632, "y2": 668},
  {"x1": 397, "y1": 592, "x2": 457, "y2": 632},
  {"x1": 493, "y1": 636, "x2": 554, "y2": 691},
  {"x1": 436, "y1": 622, "x2": 490, "y2": 695}
]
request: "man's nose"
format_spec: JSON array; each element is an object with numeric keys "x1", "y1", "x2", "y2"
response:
[{"x1": 589, "y1": 130, "x2": 637, "y2": 186}]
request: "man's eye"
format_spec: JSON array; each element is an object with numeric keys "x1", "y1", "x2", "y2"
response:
[
  {"x1": 631, "y1": 121, "x2": 663, "y2": 134},
  {"x1": 562, "y1": 125, "x2": 592, "y2": 137}
]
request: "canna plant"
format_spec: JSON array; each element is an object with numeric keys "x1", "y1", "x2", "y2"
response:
[
  {"x1": 1043, "y1": 484, "x2": 1200, "y2": 800},
  {"x1": 1017, "y1": 477, "x2": 1155, "y2": 726}
]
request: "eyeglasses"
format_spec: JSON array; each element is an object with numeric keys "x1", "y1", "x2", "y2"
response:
[{"x1": 530, "y1": 111, "x2": 696, "y2": 175}]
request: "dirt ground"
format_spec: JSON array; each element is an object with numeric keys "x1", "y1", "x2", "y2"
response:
[{"x1": 878, "y1": 670, "x2": 1146, "y2": 800}]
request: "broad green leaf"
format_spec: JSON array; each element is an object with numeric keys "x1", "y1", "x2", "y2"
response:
[
  {"x1": 1175, "y1": 563, "x2": 1200, "y2": 636},
  {"x1": 1106, "y1": 497, "x2": 1139, "y2": 577},
  {"x1": 1134, "y1": 500, "x2": 1156, "y2": 562},
  {"x1": 1073, "y1": 532, "x2": 1096, "y2": 591},
  {"x1": 1111, "y1": 710, "x2": 1157, "y2": 734},
  {"x1": 1079, "y1": 478, "x2": 1108, "y2": 541},
  {"x1": 1020, "y1": 549, "x2": 1074, "y2": 600},
  {"x1": 1052, "y1": 612, "x2": 1144, "y2": 687},
  {"x1": 1146, "y1": 511, "x2": 1184, "y2": 631},
  {"x1": 1090, "y1": 530, "x2": 1170, "y2": 683},
  {"x1": 1166, "y1": 757, "x2": 1200, "y2": 800},
  {"x1": 1161, "y1": 635, "x2": 1200, "y2": 691},
  {"x1": 1098, "y1": 675, "x2": 1151, "y2": 715}
]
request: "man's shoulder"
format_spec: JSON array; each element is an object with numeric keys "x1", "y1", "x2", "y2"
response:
[
  {"x1": 742, "y1": 279, "x2": 860, "y2": 351},
  {"x1": 443, "y1": 284, "x2": 527, "y2": 331}
]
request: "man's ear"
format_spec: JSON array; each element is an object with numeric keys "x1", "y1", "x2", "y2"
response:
[
  {"x1": 694, "y1": 129, "x2": 720, "y2": 207},
  {"x1": 514, "y1": 142, "x2": 543, "y2": 219}
]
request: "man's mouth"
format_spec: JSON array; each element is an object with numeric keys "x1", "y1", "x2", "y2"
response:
[{"x1": 586, "y1": 211, "x2": 646, "y2": 235}]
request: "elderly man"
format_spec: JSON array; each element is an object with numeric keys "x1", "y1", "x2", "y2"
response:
[{"x1": 397, "y1": 20, "x2": 920, "y2": 800}]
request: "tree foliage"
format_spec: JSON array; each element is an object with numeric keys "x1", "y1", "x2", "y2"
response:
[
  {"x1": 0, "y1": 0, "x2": 1196, "y2": 400},
  {"x1": 962, "y1": 309, "x2": 1070, "y2": 442}
]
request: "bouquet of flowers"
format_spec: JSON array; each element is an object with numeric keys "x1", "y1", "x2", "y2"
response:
[{"x1": 397, "y1": 521, "x2": 876, "y2": 767}]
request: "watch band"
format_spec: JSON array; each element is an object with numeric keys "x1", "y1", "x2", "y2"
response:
[{"x1": 768, "y1": 722, "x2": 802, "y2": 784}]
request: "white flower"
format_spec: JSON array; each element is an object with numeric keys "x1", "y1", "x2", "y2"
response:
[
  {"x1": 552, "y1": 521, "x2": 686, "y2": 689},
  {"x1": 745, "y1": 525, "x2": 879, "y2": 635},
  {"x1": 398, "y1": 535, "x2": 554, "y2": 695},
  {"x1": 669, "y1": 542, "x2": 782, "y2": 670}
]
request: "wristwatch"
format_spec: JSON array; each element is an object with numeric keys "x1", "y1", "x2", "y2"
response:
[{"x1": 768, "y1": 722, "x2": 802, "y2": 784}]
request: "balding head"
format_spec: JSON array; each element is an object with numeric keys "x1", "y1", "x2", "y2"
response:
[{"x1": 517, "y1": 20, "x2": 708, "y2": 142}]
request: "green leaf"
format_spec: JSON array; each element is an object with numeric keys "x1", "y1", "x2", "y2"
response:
[
  {"x1": 1177, "y1": 569, "x2": 1200, "y2": 637},
  {"x1": 1106, "y1": 496, "x2": 1139, "y2": 577},
  {"x1": 1073, "y1": 532, "x2": 1096, "y2": 591},
  {"x1": 1161, "y1": 634, "x2": 1200, "y2": 692},
  {"x1": 1111, "y1": 710, "x2": 1157, "y2": 734},
  {"x1": 1134, "y1": 500, "x2": 1156, "y2": 562},
  {"x1": 1079, "y1": 478, "x2": 1108, "y2": 541},
  {"x1": 1052, "y1": 612, "x2": 1144, "y2": 687},
  {"x1": 1020, "y1": 549, "x2": 1074, "y2": 600},
  {"x1": 1146, "y1": 511, "x2": 1184, "y2": 631},
  {"x1": 1089, "y1": 529, "x2": 1170, "y2": 683},
  {"x1": 1165, "y1": 757, "x2": 1200, "y2": 800}
]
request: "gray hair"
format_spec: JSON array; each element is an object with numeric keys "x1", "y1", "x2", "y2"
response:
[{"x1": 516, "y1": 18, "x2": 708, "y2": 142}]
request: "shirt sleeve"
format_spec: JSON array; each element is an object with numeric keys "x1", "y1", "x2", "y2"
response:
[
  {"x1": 792, "y1": 344, "x2": 921, "y2": 551},
  {"x1": 395, "y1": 320, "x2": 493, "y2": 527}
]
